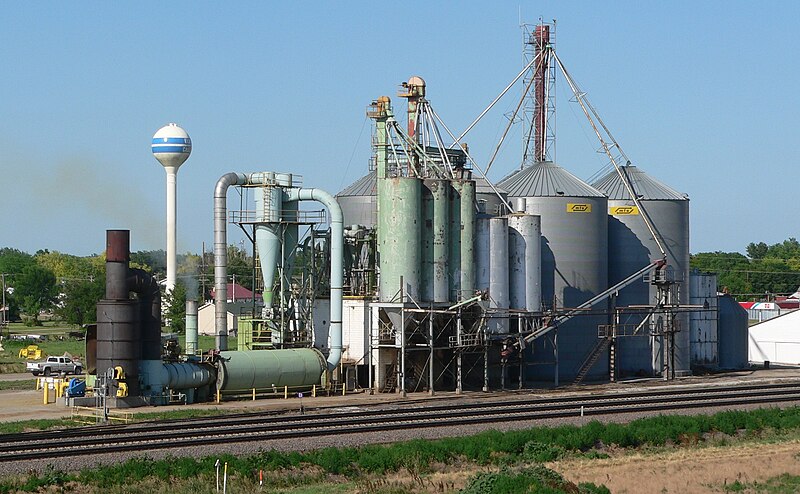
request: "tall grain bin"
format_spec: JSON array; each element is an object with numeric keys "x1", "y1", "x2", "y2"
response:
[
  {"x1": 591, "y1": 165, "x2": 690, "y2": 376},
  {"x1": 498, "y1": 161, "x2": 608, "y2": 382},
  {"x1": 336, "y1": 171, "x2": 377, "y2": 228}
]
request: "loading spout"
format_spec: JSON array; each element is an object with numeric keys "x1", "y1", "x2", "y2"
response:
[
  {"x1": 287, "y1": 187, "x2": 344, "y2": 371},
  {"x1": 214, "y1": 172, "x2": 248, "y2": 350}
]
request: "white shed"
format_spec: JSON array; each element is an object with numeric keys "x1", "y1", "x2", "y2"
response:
[
  {"x1": 197, "y1": 302, "x2": 238, "y2": 336},
  {"x1": 748, "y1": 309, "x2": 800, "y2": 364}
]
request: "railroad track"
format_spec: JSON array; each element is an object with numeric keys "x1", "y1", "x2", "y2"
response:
[{"x1": 1, "y1": 381, "x2": 798, "y2": 462}]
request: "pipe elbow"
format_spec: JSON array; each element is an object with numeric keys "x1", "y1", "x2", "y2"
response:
[
  {"x1": 127, "y1": 268, "x2": 159, "y2": 297},
  {"x1": 215, "y1": 173, "x2": 247, "y2": 199}
]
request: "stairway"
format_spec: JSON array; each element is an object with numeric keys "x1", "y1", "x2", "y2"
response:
[
  {"x1": 382, "y1": 363, "x2": 397, "y2": 393},
  {"x1": 573, "y1": 338, "x2": 610, "y2": 385}
]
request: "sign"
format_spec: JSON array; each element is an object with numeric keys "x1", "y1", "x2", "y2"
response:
[
  {"x1": 610, "y1": 206, "x2": 640, "y2": 215},
  {"x1": 566, "y1": 203, "x2": 592, "y2": 213}
]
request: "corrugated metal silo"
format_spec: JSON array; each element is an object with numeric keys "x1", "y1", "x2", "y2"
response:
[
  {"x1": 498, "y1": 161, "x2": 608, "y2": 382},
  {"x1": 336, "y1": 171, "x2": 377, "y2": 228},
  {"x1": 591, "y1": 165, "x2": 690, "y2": 376},
  {"x1": 689, "y1": 271, "x2": 718, "y2": 368}
]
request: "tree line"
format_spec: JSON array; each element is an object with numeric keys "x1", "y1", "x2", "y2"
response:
[
  {"x1": 691, "y1": 238, "x2": 800, "y2": 299},
  {"x1": 0, "y1": 245, "x2": 256, "y2": 330}
]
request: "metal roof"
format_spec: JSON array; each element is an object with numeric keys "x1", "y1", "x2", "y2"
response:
[
  {"x1": 337, "y1": 171, "x2": 376, "y2": 197},
  {"x1": 497, "y1": 161, "x2": 605, "y2": 198},
  {"x1": 337, "y1": 171, "x2": 504, "y2": 197},
  {"x1": 591, "y1": 165, "x2": 687, "y2": 201},
  {"x1": 474, "y1": 175, "x2": 507, "y2": 195}
]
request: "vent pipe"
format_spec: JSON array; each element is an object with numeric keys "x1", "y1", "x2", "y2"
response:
[
  {"x1": 213, "y1": 173, "x2": 343, "y2": 370},
  {"x1": 213, "y1": 173, "x2": 248, "y2": 350}
]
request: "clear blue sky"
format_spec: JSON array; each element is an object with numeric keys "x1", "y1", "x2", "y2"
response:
[{"x1": 1, "y1": 2, "x2": 797, "y2": 256}]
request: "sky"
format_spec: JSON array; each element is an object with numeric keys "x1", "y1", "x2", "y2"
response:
[{"x1": 0, "y1": 2, "x2": 798, "y2": 257}]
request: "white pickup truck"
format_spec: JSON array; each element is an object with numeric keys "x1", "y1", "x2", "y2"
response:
[{"x1": 27, "y1": 356, "x2": 83, "y2": 376}]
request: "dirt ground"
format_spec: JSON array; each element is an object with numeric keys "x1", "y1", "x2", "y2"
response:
[{"x1": 551, "y1": 439, "x2": 800, "y2": 494}]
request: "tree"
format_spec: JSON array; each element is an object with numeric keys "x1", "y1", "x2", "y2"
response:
[
  {"x1": 690, "y1": 252, "x2": 753, "y2": 296},
  {"x1": 164, "y1": 281, "x2": 187, "y2": 333},
  {"x1": 746, "y1": 242, "x2": 768, "y2": 260},
  {"x1": 56, "y1": 276, "x2": 105, "y2": 326},
  {"x1": 0, "y1": 249, "x2": 37, "y2": 321},
  {"x1": 15, "y1": 264, "x2": 58, "y2": 325}
]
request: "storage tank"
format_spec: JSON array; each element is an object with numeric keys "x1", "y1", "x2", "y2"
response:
[
  {"x1": 336, "y1": 171, "x2": 377, "y2": 228},
  {"x1": 498, "y1": 161, "x2": 608, "y2": 382},
  {"x1": 591, "y1": 165, "x2": 690, "y2": 376}
]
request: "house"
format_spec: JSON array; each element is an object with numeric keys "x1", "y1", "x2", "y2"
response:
[{"x1": 198, "y1": 302, "x2": 238, "y2": 336}]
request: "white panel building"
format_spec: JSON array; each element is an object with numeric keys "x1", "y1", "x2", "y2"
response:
[{"x1": 748, "y1": 309, "x2": 800, "y2": 364}]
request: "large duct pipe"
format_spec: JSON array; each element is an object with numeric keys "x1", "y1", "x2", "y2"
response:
[
  {"x1": 287, "y1": 187, "x2": 343, "y2": 371},
  {"x1": 213, "y1": 172, "x2": 343, "y2": 371},
  {"x1": 214, "y1": 173, "x2": 248, "y2": 350}
]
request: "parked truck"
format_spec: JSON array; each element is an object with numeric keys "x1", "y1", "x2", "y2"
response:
[{"x1": 27, "y1": 356, "x2": 83, "y2": 376}]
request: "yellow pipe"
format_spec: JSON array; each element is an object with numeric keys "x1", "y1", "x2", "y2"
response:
[
  {"x1": 43, "y1": 383, "x2": 49, "y2": 405},
  {"x1": 284, "y1": 385, "x2": 288, "y2": 399},
  {"x1": 312, "y1": 385, "x2": 316, "y2": 398},
  {"x1": 252, "y1": 388, "x2": 256, "y2": 401},
  {"x1": 216, "y1": 389, "x2": 221, "y2": 403}
]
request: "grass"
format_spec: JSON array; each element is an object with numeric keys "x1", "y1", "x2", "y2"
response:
[
  {"x1": 8, "y1": 406, "x2": 800, "y2": 493},
  {"x1": 0, "y1": 379, "x2": 36, "y2": 391},
  {"x1": 721, "y1": 474, "x2": 800, "y2": 493}
]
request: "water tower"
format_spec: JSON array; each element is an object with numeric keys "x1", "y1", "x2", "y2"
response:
[{"x1": 152, "y1": 123, "x2": 191, "y2": 294}]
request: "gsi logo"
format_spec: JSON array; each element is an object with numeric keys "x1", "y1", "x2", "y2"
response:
[
  {"x1": 610, "y1": 206, "x2": 639, "y2": 215},
  {"x1": 567, "y1": 203, "x2": 591, "y2": 213}
]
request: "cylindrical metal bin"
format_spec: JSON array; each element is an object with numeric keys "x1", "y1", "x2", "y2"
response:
[
  {"x1": 499, "y1": 161, "x2": 608, "y2": 382},
  {"x1": 508, "y1": 213, "x2": 542, "y2": 312},
  {"x1": 488, "y1": 217, "x2": 509, "y2": 334},
  {"x1": 592, "y1": 165, "x2": 690, "y2": 376},
  {"x1": 96, "y1": 299, "x2": 141, "y2": 395},
  {"x1": 336, "y1": 171, "x2": 377, "y2": 228},
  {"x1": 216, "y1": 348, "x2": 327, "y2": 391},
  {"x1": 475, "y1": 215, "x2": 491, "y2": 292},
  {"x1": 421, "y1": 179, "x2": 449, "y2": 303}
]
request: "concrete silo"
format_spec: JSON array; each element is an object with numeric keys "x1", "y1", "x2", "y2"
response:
[
  {"x1": 591, "y1": 165, "x2": 690, "y2": 376},
  {"x1": 498, "y1": 161, "x2": 608, "y2": 382}
]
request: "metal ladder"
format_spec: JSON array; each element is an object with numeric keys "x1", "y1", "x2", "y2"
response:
[{"x1": 573, "y1": 338, "x2": 610, "y2": 385}]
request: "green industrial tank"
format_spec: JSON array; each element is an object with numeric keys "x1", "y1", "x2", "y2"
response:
[{"x1": 216, "y1": 348, "x2": 326, "y2": 391}]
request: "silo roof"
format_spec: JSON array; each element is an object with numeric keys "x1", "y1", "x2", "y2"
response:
[
  {"x1": 337, "y1": 170, "x2": 505, "y2": 197},
  {"x1": 497, "y1": 161, "x2": 605, "y2": 198},
  {"x1": 337, "y1": 171, "x2": 376, "y2": 197},
  {"x1": 591, "y1": 165, "x2": 687, "y2": 201},
  {"x1": 474, "y1": 176, "x2": 507, "y2": 195}
]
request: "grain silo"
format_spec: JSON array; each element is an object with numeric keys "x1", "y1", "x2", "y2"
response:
[
  {"x1": 336, "y1": 171, "x2": 377, "y2": 228},
  {"x1": 498, "y1": 161, "x2": 608, "y2": 382},
  {"x1": 591, "y1": 165, "x2": 690, "y2": 376}
]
